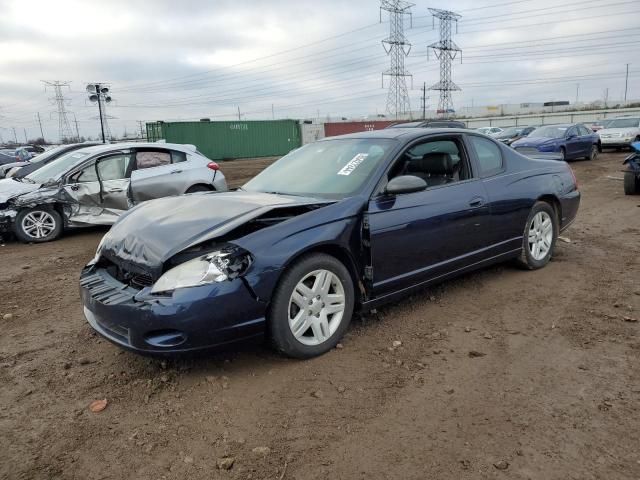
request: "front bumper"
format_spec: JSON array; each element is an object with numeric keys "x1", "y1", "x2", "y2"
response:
[
  {"x1": 0, "y1": 210, "x2": 16, "y2": 233},
  {"x1": 600, "y1": 137, "x2": 634, "y2": 147},
  {"x1": 80, "y1": 265, "x2": 267, "y2": 355}
]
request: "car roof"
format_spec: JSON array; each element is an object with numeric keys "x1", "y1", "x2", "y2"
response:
[
  {"x1": 321, "y1": 128, "x2": 472, "y2": 141},
  {"x1": 73, "y1": 142, "x2": 197, "y2": 155}
]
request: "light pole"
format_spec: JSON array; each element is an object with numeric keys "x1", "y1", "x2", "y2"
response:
[{"x1": 87, "y1": 84, "x2": 112, "y2": 144}]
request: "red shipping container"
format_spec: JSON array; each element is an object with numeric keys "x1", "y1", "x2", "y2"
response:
[{"x1": 323, "y1": 121, "x2": 397, "y2": 137}]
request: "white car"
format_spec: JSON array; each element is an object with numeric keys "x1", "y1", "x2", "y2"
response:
[
  {"x1": 0, "y1": 142, "x2": 228, "y2": 242},
  {"x1": 597, "y1": 117, "x2": 640, "y2": 150},
  {"x1": 476, "y1": 126, "x2": 504, "y2": 136}
]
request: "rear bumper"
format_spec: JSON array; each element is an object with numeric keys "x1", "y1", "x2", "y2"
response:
[
  {"x1": 80, "y1": 265, "x2": 267, "y2": 355},
  {"x1": 559, "y1": 189, "x2": 580, "y2": 232}
]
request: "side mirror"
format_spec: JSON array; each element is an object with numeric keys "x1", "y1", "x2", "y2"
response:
[{"x1": 385, "y1": 175, "x2": 427, "y2": 195}]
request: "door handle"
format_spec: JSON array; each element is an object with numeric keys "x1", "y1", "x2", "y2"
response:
[
  {"x1": 469, "y1": 197, "x2": 484, "y2": 207},
  {"x1": 170, "y1": 169, "x2": 183, "y2": 174},
  {"x1": 106, "y1": 188, "x2": 124, "y2": 193}
]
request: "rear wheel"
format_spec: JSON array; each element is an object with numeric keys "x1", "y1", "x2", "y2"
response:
[
  {"x1": 624, "y1": 171, "x2": 640, "y2": 195},
  {"x1": 14, "y1": 207, "x2": 63, "y2": 243},
  {"x1": 269, "y1": 253, "x2": 354, "y2": 359},
  {"x1": 517, "y1": 202, "x2": 558, "y2": 270},
  {"x1": 586, "y1": 144, "x2": 598, "y2": 161}
]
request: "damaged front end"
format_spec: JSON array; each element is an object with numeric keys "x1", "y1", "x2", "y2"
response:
[{"x1": 0, "y1": 205, "x2": 17, "y2": 236}]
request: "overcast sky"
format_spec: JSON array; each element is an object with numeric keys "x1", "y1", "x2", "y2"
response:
[{"x1": 0, "y1": 0, "x2": 638, "y2": 142}]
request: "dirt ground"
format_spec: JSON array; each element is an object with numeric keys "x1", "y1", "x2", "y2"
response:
[{"x1": 1, "y1": 152, "x2": 639, "y2": 480}]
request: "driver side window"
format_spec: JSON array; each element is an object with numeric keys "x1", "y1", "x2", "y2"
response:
[
  {"x1": 97, "y1": 154, "x2": 131, "y2": 180},
  {"x1": 388, "y1": 138, "x2": 471, "y2": 188},
  {"x1": 70, "y1": 162, "x2": 98, "y2": 183}
]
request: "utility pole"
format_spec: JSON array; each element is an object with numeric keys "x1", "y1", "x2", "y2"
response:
[
  {"x1": 12, "y1": 127, "x2": 17, "y2": 143},
  {"x1": 137, "y1": 120, "x2": 145, "y2": 139},
  {"x1": 42, "y1": 81, "x2": 74, "y2": 142},
  {"x1": 272, "y1": 104, "x2": 275, "y2": 120},
  {"x1": 428, "y1": 8, "x2": 462, "y2": 119},
  {"x1": 87, "y1": 83, "x2": 113, "y2": 144},
  {"x1": 23, "y1": 128, "x2": 28, "y2": 143},
  {"x1": 624, "y1": 63, "x2": 630, "y2": 102},
  {"x1": 36, "y1": 112, "x2": 45, "y2": 141},
  {"x1": 421, "y1": 81, "x2": 427, "y2": 119},
  {"x1": 380, "y1": 0, "x2": 414, "y2": 119},
  {"x1": 237, "y1": 106, "x2": 241, "y2": 121},
  {"x1": 604, "y1": 88, "x2": 609, "y2": 108},
  {"x1": 575, "y1": 83, "x2": 580, "y2": 104}
]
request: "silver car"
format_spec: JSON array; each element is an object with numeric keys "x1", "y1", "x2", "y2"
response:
[{"x1": 0, "y1": 142, "x2": 228, "y2": 242}]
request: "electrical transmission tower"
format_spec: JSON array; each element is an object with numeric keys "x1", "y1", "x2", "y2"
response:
[
  {"x1": 43, "y1": 81, "x2": 74, "y2": 142},
  {"x1": 380, "y1": 0, "x2": 414, "y2": 119},
  {"x1": 427, "y1": 8, "x2": 462, "y2": 118}
]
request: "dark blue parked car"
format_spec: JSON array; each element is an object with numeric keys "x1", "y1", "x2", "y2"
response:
[
  {"x1": 80, "y1": 129, "x2": 580, "y2": 359},
  {"x1": 511, "y1": 123, "x2": 601, "y2": 161}
]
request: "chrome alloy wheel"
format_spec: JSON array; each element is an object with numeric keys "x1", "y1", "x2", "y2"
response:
[
  {"x1": 288, "y1": 269, "x2": 346, "y2": 346},
  {"x1": 528, "y1": 211, "x2": 553, "y2": 261},
  {"x1": 21, "y1": 211, "x2": 56, "y2": 240}
]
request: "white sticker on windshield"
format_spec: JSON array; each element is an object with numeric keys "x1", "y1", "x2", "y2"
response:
[{"x1": 337, "y1": 153, "x2": 368, "y2": 176}]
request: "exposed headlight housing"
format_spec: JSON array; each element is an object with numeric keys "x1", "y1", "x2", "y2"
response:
[
  {"x1": 151, "y1": 246, "x2": 252, "y2": 294},
  {"x1": 87, "y1": 236, "x2": 107, "y2": 266}
]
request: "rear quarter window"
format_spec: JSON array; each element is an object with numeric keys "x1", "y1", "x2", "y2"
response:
[{"x1": 468, "y1": 136, "x2": 503, "y2": 177}]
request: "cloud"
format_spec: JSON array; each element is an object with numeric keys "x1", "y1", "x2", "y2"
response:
[{"x1": 0, "y1": 0, "x2": 637, "y2": 141}]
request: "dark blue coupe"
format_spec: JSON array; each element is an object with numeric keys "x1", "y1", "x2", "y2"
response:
[
  {"x1": 80, "y1": 129, "x2": 580, "y2": 358},
  {"x1": 511, "y1": 123, "x2": 601, "y2": 161}
]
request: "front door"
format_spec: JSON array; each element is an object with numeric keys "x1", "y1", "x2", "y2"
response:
[
  {"x1": 95, "y1": 153, "x2": 133, "y2": 212},
  {"x1": 564, "y1": 126, "x2": 584, "y2": 159},
  {"x1": 367, "y1": 135, "x2": 490, "y2": 297}
]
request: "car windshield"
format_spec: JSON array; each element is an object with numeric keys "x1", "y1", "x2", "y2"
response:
[
  {"x1": 528, "y1": 126, "x2": 568, "y2": 139},
  {"x1": 25, "y1": 145, "x2": 69, "y2": 164},
  {"x1": 25, "y1": 150, "x2": 92, "y2": 184},
  {"x1": 243, "y1": 138, "x2": 395, "y2": 199},
  {"x1": 607, "y1": 118, "x2": 640, "y2": 128}
]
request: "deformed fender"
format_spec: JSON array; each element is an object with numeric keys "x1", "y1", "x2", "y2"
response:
[{"x1": 233, "y1": 197, "x2": 367, "y2": 303}]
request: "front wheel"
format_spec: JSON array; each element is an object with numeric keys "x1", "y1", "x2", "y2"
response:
[
  {"x1": 559, "y1": 147, "x2": 566, "y2": 161},
  {"x1": 269, "y1": 253, "x2": 354, "y2": 359},
  {"x1": 517, "y1": 202, "x2": 558, "y2": 270},
  {"x1": 14, "y1": 207, "x2": 63, "y2": 243},
  {"x1": 624, "y1": 171, "x2": 640, "y2": 195}
]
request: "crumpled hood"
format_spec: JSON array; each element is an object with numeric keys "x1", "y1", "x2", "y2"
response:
[
  {"x1": 512, "y1": 137, "x2": 558, "y2": 148},
  {"x1": 100, "y1": 190, "x2": 331, "y2": 274},
  {"x1": 0, "y1": 178, "x2": 41, "y2": 204}
]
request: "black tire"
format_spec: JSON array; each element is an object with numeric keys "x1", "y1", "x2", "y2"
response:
[
  {"x1": 185, "y1": 184, "x2": 213, "y2": 193},
  {"x1": 269, "y1": 253, "x2": 355, "y2": 359},
  {"x1": 14, "y1": 207, "x2": 63, "y2": 243},
  {"x1": 586, "y1": 144, "x2": 598, "y2": 161},
  {"x1": 624, "y1": 171, "x2": 640, "y2": 195},
  {"x1": 516, "y1": 201, "x2": 559, "y2": 270}
]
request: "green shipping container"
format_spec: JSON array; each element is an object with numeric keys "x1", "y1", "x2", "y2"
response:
[{"x1": 146, "y1": 120, "x2": 301, "y2": 160}]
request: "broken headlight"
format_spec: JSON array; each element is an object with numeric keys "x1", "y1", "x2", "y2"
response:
[{"x1": 150, "y1": 247, "x2": 252, "y2": 294}]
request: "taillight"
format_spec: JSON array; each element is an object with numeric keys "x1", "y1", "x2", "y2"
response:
[
  {"x1": 568, "y1": 165, "x2": 578, "y2": 190},
  {"x1": 207, "y1": 162, "x2": 219, "y2": 171}
]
